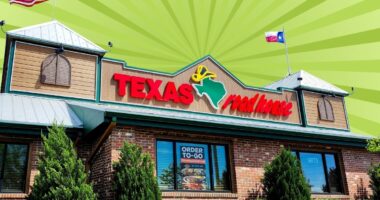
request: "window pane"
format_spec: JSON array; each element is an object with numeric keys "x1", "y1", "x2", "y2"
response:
[
  {"x1": 2, "y1": 144, "x2": 28, "y2": 193},
  {"x1": 176, "y1": 142, "x2": 211, "y2": 190},
  {"x1": 211, "y1": 145, "x2": 230, "y2": 191},
  {"x1": 157, "y1": 141, "x2": 174, "y2": 190},
  {"x1": 325, "y1": 154, "x2": 342, "y2": 193},
  {"x1": 299, "y1": 152, "x2": 327, "y2": 193}
]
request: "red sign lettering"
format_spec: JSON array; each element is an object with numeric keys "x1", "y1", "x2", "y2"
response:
[
  {"x1": 113, "y1": 73, "x2": 194, "y2": 105},
  {"x1": 222, "y1": 94, "x2": 293, "y2": 117},
  {"x1": 113, "y1": 73, "x2": 293, "y2": 117}
]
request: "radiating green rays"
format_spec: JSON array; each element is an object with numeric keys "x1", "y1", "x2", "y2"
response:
[{"x1": 1, "y1": 0, "x2": 380, "y2": 136}]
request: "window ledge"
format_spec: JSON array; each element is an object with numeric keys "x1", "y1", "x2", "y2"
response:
[
  {"x1": 0, "y1": 193, "x2": 28, "y2": 199},
  {"x1": 162, "y1": 191, "x2": 238, "y2": 199},
  {"x1": 311, "y1": 194, "x2": 350, "y2": 199}
]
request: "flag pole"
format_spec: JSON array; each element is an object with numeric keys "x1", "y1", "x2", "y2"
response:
[
  {"x1": 283, "y1": 27, "x2": 291, "y2": 75},
  {"x1": 51, "y1": 0, "x2": 57, "y2": 20}
]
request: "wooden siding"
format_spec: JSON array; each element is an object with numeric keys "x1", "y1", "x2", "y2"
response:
[
  {"x1": 303, "y1": 91, "x2": 348, "y2": 130},
  {"x1": 10, "y1": 42, "x2": 97, "y2": 99},
  {"x1": 101, "y1": 59, "x2": 302, "y2": 124}
]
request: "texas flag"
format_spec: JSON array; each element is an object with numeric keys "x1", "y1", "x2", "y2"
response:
[
  {"x1": 265, "y1": 31, "x2": 285, "y2": 43},
  {"x1": 9, "y1": 0, "x2": 48, "y2": 7}
]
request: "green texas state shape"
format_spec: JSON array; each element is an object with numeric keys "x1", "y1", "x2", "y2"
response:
[{"x1": 192, "y1": 77, "x2": 227, "y2": 109}]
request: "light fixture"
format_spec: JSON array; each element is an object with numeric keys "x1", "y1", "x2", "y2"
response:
[
  {"x1": 56, "y1": 45, "x2": 64, "y2": 54},
  {"x1": 108, "y1": 41, "x2": 113, "y2": 48}
]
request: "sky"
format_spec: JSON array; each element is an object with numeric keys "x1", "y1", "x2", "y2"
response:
[{"x1": 1, "y1": 0, "x2": 379, "y2": 136}]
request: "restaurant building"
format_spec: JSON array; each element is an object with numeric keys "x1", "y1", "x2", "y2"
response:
[{"x1": 0, "y1": 21, "x2": 378, "y2": 200}]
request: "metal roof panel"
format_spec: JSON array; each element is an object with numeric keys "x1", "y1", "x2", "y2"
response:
[
  {"x1": 265, "y1": 70, "x2": 348, "y2": 95},
  {"x1": 0, "y1": 93, "x2": 83, "y2": 128},
  {"x1": 7, "y1": 20, "x2": 105, "y2": 54}
]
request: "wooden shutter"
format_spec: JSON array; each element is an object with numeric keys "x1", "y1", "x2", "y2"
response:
[
  {"x1": 55, "y1": 55, "x2": 71, "y2": 86},
  {"x1": 40, "y1": 54, "x2": 57, "y2": 85},
  {"x1": 40, "y1": 54, "x2": 71, "y2": 86},
  {"x1": 318, "y1": 97, "x2": 334, "y2": 121}
]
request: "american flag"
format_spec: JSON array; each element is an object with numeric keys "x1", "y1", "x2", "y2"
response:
[{"x1": 9, "y1": 0, "x2": 48, "y2": 7}]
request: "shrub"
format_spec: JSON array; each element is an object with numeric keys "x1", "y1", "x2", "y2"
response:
[
  {"x1": 29, "y1": 123, "x2": 96, "y2": 200},
  {"x1": 262, "y1": 148, "x2": 310, "y2": 200},
  {"x1": 113, "y1": 141, "x2": 161, "y2": 200}
]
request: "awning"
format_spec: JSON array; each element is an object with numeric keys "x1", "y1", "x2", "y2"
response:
[
  {"x1": 0, "y1": 93, "x2": 369, "y2": 147},
  {"x1": 0, "y1": 93, "x2": 82, "y2": 129}
]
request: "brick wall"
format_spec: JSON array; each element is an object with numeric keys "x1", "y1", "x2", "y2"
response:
[
  {"x1": 4, "y1": 127, "x2": 376, "y2": 200},
  {"x1": 88, "y1": 125, "x2": 380, "y2": 200},
  {"x1": 88, "y1": 136, "x2": 113, "y2": 200},
  {"x1": 342, "y1": 149, "x2": 380, "y2": 199}
]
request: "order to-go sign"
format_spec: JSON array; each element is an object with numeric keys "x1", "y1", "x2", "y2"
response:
[
  {"x1": 180, "y1": 146, "x2": 205, "y2": 164},
  {"x1": 180, "y1": 145, "x2": 207, "y2": 190},
  {"x1": 181, "y1": 146, "x2": 203, "y2": 159}
]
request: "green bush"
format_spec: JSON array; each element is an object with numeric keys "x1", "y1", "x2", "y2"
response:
[
  {"x1": 113, "y1": 141, "x2": 161, "y2": 200},
  {"x1": 367, "y1": 137, "x2": 380, "y2": 153},
  {"x1": 262, "y1": 148, "x2": 311, "y2": 200},
  {"x1": 367, "y1": 137, "x2": 380, "y2": 200},
  {"x1": 29, "y1": 123, "x2": 96, "y2": 200},
  {"x1": 368, "y1": 164, "x2": 380, "y2": 200}
]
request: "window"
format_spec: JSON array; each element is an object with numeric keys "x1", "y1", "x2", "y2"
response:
[
  {"x1": 318, "y1": 97, "x2": 334, "y2": 121},
  {"x1": 0, "y1": 143, "x2": 28, "y2": 193},
  {"x1": 292, "y1": 151, "x2": 343, "y2": 194},
  {"x1": 40, "y1": 53, "x2": 71, "y2": 86},
  {"x1": 156, "y1": 140, "x2": 231, "y2": 191}
]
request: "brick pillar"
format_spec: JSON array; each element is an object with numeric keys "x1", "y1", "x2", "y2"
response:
[
  {"x1": 233, "y1": 138, "x2": 281, "y2": 199},
  {"x1": 89, "y1": 136, "x2": 113, "y2": 200},
  {"x1": 27, "y1": 140, "x2": 43, "y2": 194}
]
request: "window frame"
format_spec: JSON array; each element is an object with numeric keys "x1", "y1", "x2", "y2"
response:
[
  {"x1": 155, "y1": 139, "x2": 232, "y2": 192},
  {"x1": 292, "y1": 150, "x2": 344, "y2": 195},
  {"x1": 0, "y1": 142, "x2": 29, "y2": 193}
]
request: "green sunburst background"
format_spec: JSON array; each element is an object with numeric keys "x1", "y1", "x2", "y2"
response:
[{"x1": 1, "y1": 0, "x2": 379, "y2": 136}]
